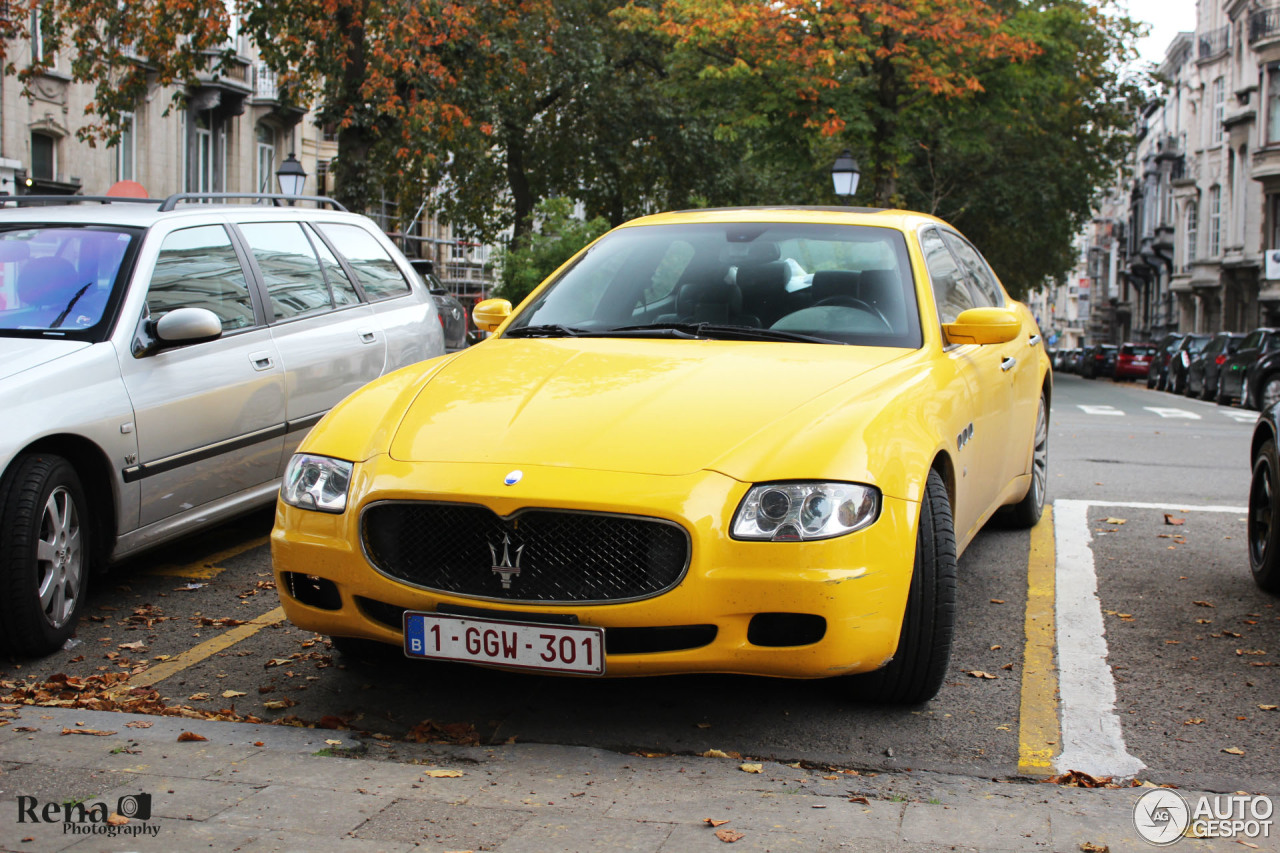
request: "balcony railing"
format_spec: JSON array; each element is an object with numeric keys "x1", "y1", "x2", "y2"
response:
[
  {"x1": 1251, "y1": 8, "x2": 1280, "y2": 45},
  {"x1": 1200, "y1": 25, "x2": 1230, "y2": 58}
]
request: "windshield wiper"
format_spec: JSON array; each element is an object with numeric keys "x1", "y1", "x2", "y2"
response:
[
  {"x1": 49, "y1": 282, "x2": 92, "y2": 330},
  {"x1": 503, "y1": 324, "x2": 586, "y2": 338},
  {"x1": 606, "y1": 322, "x2": 843, "y2": 344}
]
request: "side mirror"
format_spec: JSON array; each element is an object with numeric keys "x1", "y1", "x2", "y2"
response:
[
  {"x1": 473, "y1": 298, "x2": 513, "y2": 333},
  {"x1": 133, "y1": 307, "x2": 223, "y2": 357},
  {"x1": 942, "y1": 307, "x2": 1021, "y2": 346}
]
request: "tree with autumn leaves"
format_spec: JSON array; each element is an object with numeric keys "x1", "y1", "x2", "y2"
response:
[{"x1": 0, "y1": 0, "x2": 1146, "y2": 297}]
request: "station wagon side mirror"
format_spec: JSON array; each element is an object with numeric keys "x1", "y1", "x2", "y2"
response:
[
  {"x1": 473, "y1": 298, "x2": 513, "y2": 333},
  {"x1": 942, "y1": 307, "x2": 1021, "y2": 346},
  {"x1": 132, "y1": 307, "x2": 223, "y2": 357}
]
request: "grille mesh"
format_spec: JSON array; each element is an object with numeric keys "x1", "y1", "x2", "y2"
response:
[{"x1": 361, "y1": 502, "x2": 690, "y2": 602}]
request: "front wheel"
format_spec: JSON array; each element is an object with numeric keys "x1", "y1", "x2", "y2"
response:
[
  {"x1": 838, "y1": 468, "x2": 957, "y2": 704},
  {"x1": 1259, "y1": 375, "x2": 1280, "y2": 413},
  {"x1": 0, "y1": 454, "x2": 91, "y2": 657},
  {"x1": 1000, "y1": 392, "x2": 1049, "y2": 529},
  {"x1": 1248, "y1": 440, "x2": 1280, "y2": 594}
]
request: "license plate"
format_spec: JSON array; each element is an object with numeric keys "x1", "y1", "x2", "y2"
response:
[{"x1": 403, "y1": 612, "x2": 605, "y2": 675}]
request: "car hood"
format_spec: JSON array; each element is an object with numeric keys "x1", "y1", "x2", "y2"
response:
[
  {"x1": 389, "y1": 338, "x2": 911, "y2": 476},
  {"x1": 0, "y1": 337, "x2": 92, "y2": 382}
]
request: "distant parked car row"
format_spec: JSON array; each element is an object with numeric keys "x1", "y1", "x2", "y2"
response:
[{"x1": 1052, "y1": 329, "x2": 1280, "y2": 409}]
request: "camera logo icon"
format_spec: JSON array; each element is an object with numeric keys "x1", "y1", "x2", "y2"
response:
[{"x1": 116, "y1": 794, "x2": 152, "y2": 821}]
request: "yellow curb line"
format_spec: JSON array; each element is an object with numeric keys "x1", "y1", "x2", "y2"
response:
[
  {"x1": 1018, "y1": 505, "x2": 1060, "y2": 776},
  {"x1": 144, "y1": 535, "x2": 271, "y2": 579},
  {"x1": 104, "y1": 606, "x2": 287, "y2": 698}
]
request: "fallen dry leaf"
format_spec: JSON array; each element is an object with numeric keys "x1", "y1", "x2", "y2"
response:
[
  {"x1": 1184, "y1": 719, "x2": 1206, "y2": 725},
  {"x1": 1164, "y1": 514, "x2": 1185, "y2": 526},
  {"x1": 1044, "y1": 770, "x2": 1114, "y2": 788},
  {"x1": 990, "y1": 599, "x2": 1006, "y2": 604},
  {"x1": 965, "y1": 670, "x2": 998, "y2": 680},
  {"x1": 715, "y1": 828, "x2": 745, "y2": 843},
  {"x1": 1194, "y1": 601, "x2": 1216, "y2": 608},
  {"x1": 423, "y1": 769, "x2": 464, "y2": 778},
  {"x1": 220, "y1": 690, "x2": 247, "y2": 699},
  {"x1": 739, "y1": 763, "x2": 763, "y2": 774},
  {"x1": 1079, "y1": 843, "x2": 1109, "y2": 853},
  {"x1": 177, "y1": 731, "x2": 208, "y2": 742},
  {"x1": 1103, "y1": 517, "x2": 1127, "y2": 525},
  {"x1": 849, "y1": 795, "x2": 870, "y2": 805},
  {"x1": 704, "y1": 819, "x2": 730, "y2": 827},
  {"x1": 1236, "y1": 841, "x2": 1261, "y2": 849},
  {"x1": 702, "y1": 749, "x2": 731, "y2": 759},
  {"x1": 106, "y1": 813, "x2": 129, "y2": 826},
  {"x1": 60, "y1": 727, "x2": 116, "y2": 737},
  {"x1": 1259, "y1": 705, "x2": 1278, "y2": 711},
  {"x1": 1222, "y1": 747, "x2": 1246, "y2": 756},
  {"x1": 188, "y1": 692, "x2": 211, "y2": 701},
  {"x1": 262, "y1": 698, "x2": 297, "y2": 711},
  {"x1": 124, "y1": 720, "x2": 153, "y2": 729}
]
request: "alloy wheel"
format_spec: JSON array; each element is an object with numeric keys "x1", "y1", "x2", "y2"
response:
[{"x1": 36, "y1": 486, "x2": 83, "y2": 630}]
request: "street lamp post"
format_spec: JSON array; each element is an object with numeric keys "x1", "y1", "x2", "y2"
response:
[
  {"x1": 276, "y1": 153, "x2": 307, "y2": 201},
  {"x1": 831, "y1": 149, "x2": 860, "y2": 200}
]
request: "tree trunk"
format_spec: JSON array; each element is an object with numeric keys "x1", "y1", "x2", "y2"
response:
[
  {"x1": 331, "y1": 9, "x2": 374, "y2": 213},
  {"x1": 505, "y1": 122, "x2": 535, "y2": 242}
]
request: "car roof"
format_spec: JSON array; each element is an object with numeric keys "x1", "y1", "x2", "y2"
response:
[
  {"x1": 617, "y1": 206, "x2": 951, "y2": 232},
  {"x1": 0, "y1": 195, "x2": 358, "y2": 230}
]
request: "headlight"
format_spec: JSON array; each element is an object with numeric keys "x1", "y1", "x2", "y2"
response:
[
  {"x1": 281, "y1": 454, "x2": 353, "y2": 513},
  {"x1": 732, "y1": 482, "x2": 880, "y2": 541}
]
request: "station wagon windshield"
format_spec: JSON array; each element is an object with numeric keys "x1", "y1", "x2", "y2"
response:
[
  {"x1": 505, "y1": 223, "x2": 923, "y2": 348},
  {"x1": 0, "y1": 227, "x2": 137, "y2": 336}
]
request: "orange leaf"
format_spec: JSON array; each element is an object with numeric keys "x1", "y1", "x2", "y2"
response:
[{"x1": 177, "y1": 731, "x2": 208, "y2": 742}]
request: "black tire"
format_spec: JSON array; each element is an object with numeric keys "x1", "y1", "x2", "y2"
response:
[
  {"x1": 1201, "y1": 375, "x2": 1215, "y2": 401},
  {"x1": 0, "y1": 454, "x2": 91, "y2": 657},
  {"x1": 1000, "y1": 391, "x2": 1049, "y2": 529},
  {"x1": 839, "y1": 468, "x2": 957, "y2": 704},
  {"x1": 1248, "y1": 440, "x2": 1280, "y2": 594}
]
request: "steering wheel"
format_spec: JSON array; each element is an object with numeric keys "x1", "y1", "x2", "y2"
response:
[{"x1": 813, "y1": 295, "x2": 892, "y2": 331}]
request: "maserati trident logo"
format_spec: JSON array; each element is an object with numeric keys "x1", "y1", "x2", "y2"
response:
[{"x1": 489, "y1": 533, "x2": 525, "y2": 589}]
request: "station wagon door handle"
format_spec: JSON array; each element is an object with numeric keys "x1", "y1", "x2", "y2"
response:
[
  {"x1": 358, "y1": 329, "x2": 378, "y2": 344},
  {"x1": 249, "y1": 351, "x2": 275, "y2": 371},
  {"x1": 1001, "y1": 357, "x2": 1017, "y2": 373},
  {"x1": 1028, "y1": 334, "x2": 1042, "y2": 347}
]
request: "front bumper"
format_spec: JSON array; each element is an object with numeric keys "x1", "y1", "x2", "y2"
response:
[{"x1": 271, "y1": 459, "x2": 919, "y2": 679}]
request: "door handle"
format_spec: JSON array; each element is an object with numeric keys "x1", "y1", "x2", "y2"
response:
[
  {"x1": 358, "y1": 329, "x2": 377, "y2": 344},
  {"x1": 1001, "y1": 357, "x2": 1017, "y2": 373},
  {"x1": 1028, "y1": 334, "x2": 1042, "y2": 347},
  {"x1": 249, "y1": 351, "x2": 274, "y2": 371}
]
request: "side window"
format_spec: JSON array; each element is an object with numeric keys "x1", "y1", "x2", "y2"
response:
[
  {"x1": 306, "y1": 224, "x2": 360, "y2": 306},
  {"x1": 240, "y1": 222, "x2": 333, "y2": 320},
  {"x1": 940, "y1": 231, "x2": 1002, "y2": 308},
  {"x1": 315, "y1": 223, "x2": 411, "y2": 300},
  {"x1": 146, "y1": 225, "x2": 255, "y2": 331},
  {"x1": 919, "y1": 228, "x2": 973, "y2": 324}
]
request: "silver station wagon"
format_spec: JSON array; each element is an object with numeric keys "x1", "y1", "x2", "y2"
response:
[{"x1": 0, "y1": 194, "x2": 446, "y2": 656}]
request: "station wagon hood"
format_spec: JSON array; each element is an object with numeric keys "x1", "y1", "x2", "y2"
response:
[
  {"x1": 0, "y1": 337, "x2": 92, "y2": 382},
  {"x1": 388, "y1": 338, "x2": 910, "y2": 476}
]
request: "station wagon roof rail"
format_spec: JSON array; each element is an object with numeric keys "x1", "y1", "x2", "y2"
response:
[{"x1": 0, "y1": 193, "x2": 347, "y2": 212}]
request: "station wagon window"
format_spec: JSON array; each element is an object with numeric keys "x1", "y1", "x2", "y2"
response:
[
  {"x1": 315, "y1": 223, "x2": 411, "y2": 300},
  {"x1": 0, "y1": 226, "x2": 135, "y2": 334},
  {"x1": 146, "y1": 225, "x2": 255, "y2": 331},
  {"x1": 940, "y1": 232, "x2": 1002, "y2": 307},
  {"x1": 307, "y1": 225, "x2": 360, "y2": 306},
  {"x1": 919, "y1": 228, "x2": 974, "y2": 324},
  {"x1": 240, "y1": 222, "x2": 336, "y2": 320}
]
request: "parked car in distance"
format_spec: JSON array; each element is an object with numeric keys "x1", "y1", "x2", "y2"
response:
[
  {"x1": 1113, "y1": 343, "x2": 1157, "y2": 381},
  {"x1": 1187, "y1": 332, "x2": 1244, "y2": 399},
  {"x1": 409, "y1": 258, "x2": 470, "y2": 352},
  {"x1": 272, "y1": 205, "x2": 1052, "y2": 705},
  {"x1": 1067, "y1": 348, "x2": 1085, "y2": 374},
  {"x1": 1219, "y1": 327, "x2": 1280, "y2": 407},
  {"x1": 1247, "y1": 402, "x2": 1280, "y2": 593},
  {"x1": 1148, "y1": 333, "x2": 1184, "y2": 390},
  {"x1": 1165, "y1": 333, "x2": 1211, "y2": 395},
  {"x1": 1081, "y1": 343, "x2": 1116, "y2": 379},
  {"x1": 0, "y1": 193, "x2": 446, "y2": 657}
]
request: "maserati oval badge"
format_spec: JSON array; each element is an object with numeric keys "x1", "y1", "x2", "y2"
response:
[{"x1": 504, "y1": 470, "x2": 523, "y2": 486}]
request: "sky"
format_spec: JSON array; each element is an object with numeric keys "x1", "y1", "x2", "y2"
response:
[{"x1": 1130, "y1": 0, "x2": 1199, "y2": 66}]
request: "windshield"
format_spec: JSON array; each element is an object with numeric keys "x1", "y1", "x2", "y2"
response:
[
  {"x1": 505, "y1": 222, "x2": 923, "y2": 347},
  {"x1": 0, "y1": 226, "x2": 137, "y2": 337}
]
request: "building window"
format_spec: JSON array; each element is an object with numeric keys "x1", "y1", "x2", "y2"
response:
[
  {"x1": 116, "y1": 113, "x2": 135, "y2": 182},
  {"x1": 1212, "y1": 76, "x2": 1225, "y2": 144},
  {"x1": 1186, "y1": 202, "x2": 1198, "y2": 265},
  {"x1": 1270, "y1": 66, "x2": 1280, "y2": 144},
  {"x1": 255, "y1": 124, "x2": 275, "y2": 193},
  {"x1": 1209, "y1": 185, "x2": 1222, "y2": 257},
  {"x1": 30, "y1": 132, "x2": 55, "y2": 180},
  {"x1": 1271, "y1": 195, "x2": 1280, "y2": 250},
  {"x1": 316, "y1": 159, "x2": 330, "y2": 197}
]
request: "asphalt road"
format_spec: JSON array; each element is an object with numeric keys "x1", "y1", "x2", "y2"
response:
[{"x1": 3, "y1": 371, "x2": 1276, "y2": 796}]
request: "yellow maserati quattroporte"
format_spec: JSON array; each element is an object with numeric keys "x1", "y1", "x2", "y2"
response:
[{"x1": 271, "y1": 207, "x2": 1051, "y2": 704}]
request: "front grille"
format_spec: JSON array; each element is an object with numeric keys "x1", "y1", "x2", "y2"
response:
[{"x1": 361, "y1": 502, "x2": 690, "y2": 603}]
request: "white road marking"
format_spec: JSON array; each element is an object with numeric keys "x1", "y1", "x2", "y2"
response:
[
  {"x1": 1077, "y1": 405, "x2": 1124, "y2": 416},
  {"x1": 1143, "y1": 407, "x2": 1201, "y2": 419},
  {"x1": 1051, "y1": 499, "x2": 1147, "y2": 778},
  {"x1": 1080, "y1": 500, "x2": 1247, "y2": 513},
  {"x1": 1221, "y1": 409, "x2": 1260, "y2": 424}
]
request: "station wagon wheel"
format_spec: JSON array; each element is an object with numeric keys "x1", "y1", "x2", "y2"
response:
[
  {"x1": 839, "y1": 468, "x2": 956, "y2": 704},
  {"x1": 1000, "y1": 390, "x2": 1049, "y2": 529},
  {"x1": 1248, "y1": 440, "x2": 1280, "y2": 594},
  {"x1": 1261, "y1": 375, "x2": 1280, "y2": 413},
  {"x1": 0, "y1": 454, "x2": 91, "y2": 656}
]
